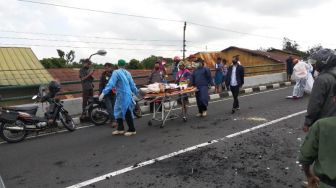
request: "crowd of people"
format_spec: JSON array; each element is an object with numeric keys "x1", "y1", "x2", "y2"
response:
[
  {"x1": 78, "y1": 55, "x2": 245, "y2": 134},
  {"x1": 78, "y1": 48, "x2": 336, "y2": 188}
]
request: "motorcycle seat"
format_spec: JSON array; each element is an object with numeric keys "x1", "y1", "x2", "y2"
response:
[
  {"x1": 88, "y1": 96, "x2": 100, "y2": 103},
  {"x1": 4, "y1": 105, "x2": 38, "y2": 115}
]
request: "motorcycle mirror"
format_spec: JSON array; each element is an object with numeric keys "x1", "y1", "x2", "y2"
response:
[{"x1": 32, "y1": 95, "x2": 38, "y2": 100}]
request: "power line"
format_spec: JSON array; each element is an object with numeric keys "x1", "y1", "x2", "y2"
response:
[
  {"x1": 187, "y1": 22, "x2": 281, "y2": 40},
  {"x1": 0, "y1": 36, "x2": 180, "y2": 47},
  {"x1": 0, "y1": 42, "x2": 182, "y2": 52},
  {"x1": 16, "y1": 0, "x2": 283, "y2": 41},
  {"x1": 18, "y1": 0, "x2": 184, "y2": 23},
  {"x1": 0, "y1": 30, "x2": 182, "y2": 42},
  {"x1": 16, "y1": 0, "x2": 336, "y2": 50}
]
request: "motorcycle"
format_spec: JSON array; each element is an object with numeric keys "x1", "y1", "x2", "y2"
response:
[
  {"x1": 0, "y1": 83, "x2": 76, "y2": 143},
  {"x1": 85, "y1": 94, "x2": 143, "y2": 126}
]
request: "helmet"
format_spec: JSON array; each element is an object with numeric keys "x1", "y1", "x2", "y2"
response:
[
  {"x1": 308, "y1": 48, "x2": 336, "y2": 71},
  {"x1": 173, "y1": 56, "x2": 181, "y2": 62},
  {"x1": 48, "y1": 81, "x2": 61, "y2": 95}
]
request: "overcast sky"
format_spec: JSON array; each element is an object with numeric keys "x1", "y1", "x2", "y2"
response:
[{"x1": 0, "y1": 0, "x2": 335, "y2": 64}]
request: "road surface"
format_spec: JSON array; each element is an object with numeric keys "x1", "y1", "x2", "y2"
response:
[{"x1": 0, "y1": 86, "x2": 309, "y2": 188}]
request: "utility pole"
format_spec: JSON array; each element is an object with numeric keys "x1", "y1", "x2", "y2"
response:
[{"x1": 182, "y1": 21, "x2": 186, "y2": 60}]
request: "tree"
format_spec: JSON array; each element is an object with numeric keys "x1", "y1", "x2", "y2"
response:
[
  {"x1": 141, "y1": 55, "x2": 158, "y2": 69},
  {"x1": 127, "y1": 59, "x2": 143, "y2": 69},
  {"x1": 56, "y1": 49, "x2": 65, "y2": 59},
  {"x1": 282, "y1": 37, "x2": 299, "y2": 53},
  {"x1": 40, "y1": 58, "x2": 66, "y2": 68},
  {"x1": 40, "y1": 49, "x2": 74, "y2": 68},
  {"x1": 282, "y1": 37, "x2": 310, "y2": 59},
  {"x1": 165, "y1": 58, "x2": 173, "y2": 66},
  {"x1": 306, "y1": 44, "x2": 323, "y2": 57},
  {"x1": 65, "y1": 50, "x2": 75, "y2": 64}
]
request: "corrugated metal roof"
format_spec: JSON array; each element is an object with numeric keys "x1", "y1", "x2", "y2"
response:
[
  {"x1": 0, "y1": 47, "x2": 54, "y2": 86},
  {"x1": 221, "y1": 46, "x2": 300, "y2": 64}
]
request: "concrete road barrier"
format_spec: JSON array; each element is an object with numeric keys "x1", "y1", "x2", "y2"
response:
[{"x1": 11, "y1": 73, "x2": 291, "y2": 117}]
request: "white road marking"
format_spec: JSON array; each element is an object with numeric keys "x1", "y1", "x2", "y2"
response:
[
  {"x1": 0, "y1": 86, "x2": 292, "y2": 144},
  {"x1": 67, "y1": 109, "x2": 306, "y2": 188}
]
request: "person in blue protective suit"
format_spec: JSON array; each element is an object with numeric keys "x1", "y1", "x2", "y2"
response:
[
  {"x1": 190, "y1": 58, "x2": 214, "y2": 117},
  {"x1": 99, "y1": 59, "x2": 138, "y2": 136}
]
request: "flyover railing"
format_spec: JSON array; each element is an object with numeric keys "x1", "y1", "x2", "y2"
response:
[{"x1": 0, "y1": 63, "x2": 285, "y2": 103}]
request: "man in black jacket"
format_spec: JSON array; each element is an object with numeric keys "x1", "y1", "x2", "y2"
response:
[
  {"x1": 303, "y1": 48, "x2": 336, "y2": 132},
  {"x1": 99, "y1": 63, "x2": 116, "y2": 127},
  {"x1": 226, "y1": 56, "x2": 245, "y2": 114}
]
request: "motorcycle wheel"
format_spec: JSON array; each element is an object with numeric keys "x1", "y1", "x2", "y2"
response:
[
  {"x1": 133, "y1": 103, "x2": 142, "y2": 118},
  {"x1": 59, "y1": 111, "x2": 76, "y2": 131},
  {"x1": 89, "y1": 106, "x2": 109, "y2": 126},
  {"x1": 0, "y1": 122, "x2": 28, "y2": 143}
]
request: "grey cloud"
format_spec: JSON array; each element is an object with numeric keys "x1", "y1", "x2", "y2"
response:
[{"x1": 165, "y1": 0, "x2": 331, "y2": 16}]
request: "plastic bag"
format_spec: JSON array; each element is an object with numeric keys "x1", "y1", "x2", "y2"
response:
[{"x1": 304, "y1": 74, "x2": 314, "y2": 94}]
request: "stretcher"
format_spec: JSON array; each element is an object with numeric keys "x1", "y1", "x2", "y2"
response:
[{"x1": 144, "y1": 87, "x2": 197, "y2": 128}]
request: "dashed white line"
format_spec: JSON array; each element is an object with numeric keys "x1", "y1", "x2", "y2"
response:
[{"x1": 67, "y1": 110, "x2": 306, "y2": 188}]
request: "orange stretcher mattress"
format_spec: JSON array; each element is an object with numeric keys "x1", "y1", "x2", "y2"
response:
[{"x1": 144, "y1": 87, "x2": 197, "y2": 98}]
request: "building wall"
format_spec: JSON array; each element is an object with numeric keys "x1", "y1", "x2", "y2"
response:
[
  {"x1": 191, "y1": 49, "x2": 285, "y2": 77},
  {"x1": 220, "y1": 49, "x2": 285, "y2": 76}
]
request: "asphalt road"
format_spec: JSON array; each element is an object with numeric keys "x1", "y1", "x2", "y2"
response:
[{"x1": 0, "y1": 86, "x2": 310, "y2": 188}]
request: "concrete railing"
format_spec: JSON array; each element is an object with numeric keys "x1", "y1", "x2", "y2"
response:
[{"x1": 0, "y1": 63, "x2": 285, "y2": 103}]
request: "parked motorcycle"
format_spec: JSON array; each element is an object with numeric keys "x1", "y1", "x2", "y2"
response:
[
  {"x1": 85, "y1": 96, "x2": 109, "y2": 126},
  {"x1": 0, "y1": 81, "x2": 76, "y2": 143},
  {"x1": 86, "y1": 95, "x2": 142, "y2": 126}
]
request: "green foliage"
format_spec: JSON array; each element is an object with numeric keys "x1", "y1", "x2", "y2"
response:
[
  {"x1": 65, "y1": 50, "x2": 75, "y2": 64},
  {"x1": 165, "y1": 58, "x2": 173, "y2": 66},
  {"x1": 40, "y1": 58, "x2": 66, "y2": 68},
  {"x1": 141, "y1": 55, "x2": 158, "y2": 69},
  {"x1": 127, "y1": 59, "x2": 143, "y2": 69},
  {"x1": 282, "y1": 37, "x2": 300, "y2": 53},
  {"x1": 56, "y1": 49, "x2": 65, "y2": 59},
  {"x1": 40, "y1": 50, "x2": 176, "y2": 70},
  {"x1": 282, "y1": 37, "x2": 312, "y2": 59}
]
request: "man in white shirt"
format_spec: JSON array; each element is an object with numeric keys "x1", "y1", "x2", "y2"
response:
[
  {"x1": 226, "y1": 56, "x2": 245, "y2": 113},
  {"x1": 288, "y1": 59, "x2": 309, "y2": 99}
]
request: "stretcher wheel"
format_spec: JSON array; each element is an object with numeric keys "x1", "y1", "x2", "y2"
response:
[{"x1": 148, "y1": 121, "x2": 152, "y2": 126}]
